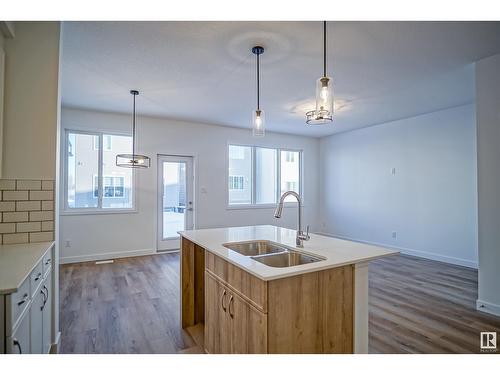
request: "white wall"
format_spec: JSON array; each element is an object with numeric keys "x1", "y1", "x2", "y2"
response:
[
  {"x1": 1, "y1": 21, "x2": 62, "y2": 348},
  {"x1": 2, "y1": 22, "x2": 60, "y2": 179},
  {"x1": 59, "y1": 107, "x2": 320, "y2": 263},
  {"x1": 319, "y1": 104, "x2": 478, "y2": 268},
  {"x1": 476, "y1": 53, "x2": 500, "y2": 316}
]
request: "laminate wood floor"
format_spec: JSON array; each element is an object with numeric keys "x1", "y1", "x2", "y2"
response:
[{"x1": 59, "y1": 253, "x2": 500, "y2": 354}]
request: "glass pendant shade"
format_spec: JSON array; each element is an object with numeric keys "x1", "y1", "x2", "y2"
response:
[
  {"x1": 253, "y1": 109, "x2": 265, "y2": 137},
  {"x1": 116, "y1": 154, "x2": 151, "y2": 168},
  {"x1": 306, "y1": 76, "x2": 334, "y2": 125}
]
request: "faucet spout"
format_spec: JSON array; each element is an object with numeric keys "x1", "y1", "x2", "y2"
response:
[{"x1": 274, "y1": 191, "x2": 310, "y2": 247}]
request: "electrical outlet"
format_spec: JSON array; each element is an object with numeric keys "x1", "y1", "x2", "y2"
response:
[
  {"x1": 65, "y1": 239, "x2": 71, "y2": 247},
  {"x1": 391, "y1": 167, "x2": 396, "y2": 175},
  {"x1": 391, "y1": 231, "x2": 397, "y2": 239}
]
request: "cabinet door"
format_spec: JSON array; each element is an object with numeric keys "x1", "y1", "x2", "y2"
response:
[
  {"x1": 30, "y1": 285, "x2": 45, "y2": 354},
  {"x1": 204, "y1": 272, "x2": 230, "y2": 354},
  {"x1": 228, "y1": 292, "x2": 267, "y2": 354},
  {"x1": 42, "y1": 270, "x2": 52, "y2": 353},
  {"x1": 8, "y1": 310, "x2": 30, "y2": 354}
]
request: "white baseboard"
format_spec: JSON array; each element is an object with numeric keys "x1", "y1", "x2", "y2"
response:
[
  {"x1": 60, "y1": 248, "x2": 156, "y2": 264},
  {"x1": 316, "y1": 232, "x2": 478, "y2": 269},
  {"x1": 476, "y1": 299, "x2": 500, "y2": 317}
]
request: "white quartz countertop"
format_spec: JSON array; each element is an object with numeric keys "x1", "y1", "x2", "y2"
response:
[
  {"x1": 0, "y1": 241, "x2": 54, "y2": 294},
  {"x1": 179, "y1": 225, "x2": 398, "y2": 281}
]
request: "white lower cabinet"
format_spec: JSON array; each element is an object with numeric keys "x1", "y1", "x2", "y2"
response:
[
  {"x1": 8, "y1": 310, "x2": 30, "y2": 354},
  {"x1": 42, "y1": 269, "x2": 52, "y2": 354},
  {"x1": 3, "y1": 245, "x2": 54, "y2": 354}
]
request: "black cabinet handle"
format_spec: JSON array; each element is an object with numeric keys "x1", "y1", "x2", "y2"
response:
[
  {"x1": 45, "y1": 258, "x2": 51, "y2": 265},
  {"x1": 40, "y1": 289, "x2": 47, "y2": 310},
  {"x1": 17, "y1": 293, "x2": 29, "y2": 306},
  {"x1": 13, "y1": 339, "x2": 22, "y2": 354},
  {"x1": 34, "y1": 272, "x2": 42, "y2": 281}
]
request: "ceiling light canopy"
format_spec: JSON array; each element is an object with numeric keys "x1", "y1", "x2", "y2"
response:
[
  {"x1": 252, "y1": 46, "x2": 265, "y2": 137},
  {"x1": 306, "y1": 21, "x2": 334, "y2": 125},
  {"x1": 116, "y1": 90, "x2": 151, "y2": 168}
]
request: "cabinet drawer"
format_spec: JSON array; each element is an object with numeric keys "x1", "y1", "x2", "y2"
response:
[
  {"x1": 30, "y1": 260, "x2": 44, "y2": 294},
  {"x1": 42, "y1": 248, "x2": 53, "y2": 274},
  {"x1": 205, "y1": 252, "x2": 267, "y2": 312},
  {"x1": 8, "y1": 277, "x2": 30, "y2": 333},
  {"x1": 7, "y1": 309, "x2": 30, "y2": 354}
]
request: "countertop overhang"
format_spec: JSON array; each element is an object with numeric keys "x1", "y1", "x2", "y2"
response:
[
  {"x1": 0, "y1": 241, "x2": 55, "y2": 294},
  {"x1": 179, "y1": 225, "x2": 398, "y2": 281}
]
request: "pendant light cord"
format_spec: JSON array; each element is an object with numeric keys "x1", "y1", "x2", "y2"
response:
[
  {"x1": 323, "y1": 20, "x2": 327, "y2": 78},
  {"x1": 132, "y1": 92, "x2": 136, "y2": 157},
  {"x1": 256, "y1": 52, "x2": 260, "y2": 110}
]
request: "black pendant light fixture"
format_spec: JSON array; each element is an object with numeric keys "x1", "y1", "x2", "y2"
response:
[
  {"x1": 116, "y1": 90, "x2": 151, "y2": 168},
  {"x1": 252, "y1": 46, "x2": 265, "y2": 137},
  {"x1": 306, "y1": 21, "x2": 334, "y2": 125}
]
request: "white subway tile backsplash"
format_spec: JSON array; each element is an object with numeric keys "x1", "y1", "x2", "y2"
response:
[
  {"x1": 42, "y1": 180, "x2": 54, "y2": 190},
  {"x1": 0, "y1": 223, "x2": 16, "y2": 234},
  {"x1": 16, "y1": 201, "x2": 41, "y2": 211},
  {"x1": 41, "y1": 201, "x2": 54, "y2": 211},
  {"x1": 41, "y1": 221, "x2": 54, "y2": 231},
  {"x1": 16, "y1": 180, "x2": 42, "y2": 190},
  {"x1": 0, "y1": 179, "x2": 55, "y2": 245},
  {"x1": 29, "y1": 211, "x2": 53, "y2": 222},
  {"x1": 3, "y1": 211, "x2": 29, "y2": 223},
  {"x1": 29, "y1": 231, "x2": 54, "y2": 243},
  {"x1": 3, "y1": 233, "x2": 29, "y2": 244},
  {"x1": 0, "y1": 180, "x2": 16, "y2": 190},
  {"x1": 30, "y1": 190, "x2": 53, "y2": 201},
  {"x1": 0, "y1": 202, "x2": 16, "y2": 212},
  {"x1": 3, "y1": 191, "x2": 29, "y2": 201},
  {"x1": 16, "y1": 222, "x2": 41, "y2": 233}
]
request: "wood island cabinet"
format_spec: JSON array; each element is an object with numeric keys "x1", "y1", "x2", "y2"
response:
[{"x1": 181, "y1": 237, "x2": 354, "y2": 354}]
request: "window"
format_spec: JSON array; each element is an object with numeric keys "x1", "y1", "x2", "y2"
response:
[
  {"x1": 66, "y1": 131, "x2": 134, "y2": 211},
  {"x1": 93, "y1": 176, "x2": 125, "y2": 198},
  {"x1": 280, "y1": 150, "x2": 300, "y2": 202},
  {"x1": 229, "y1": 175, "x2": 245, "y2": 190},
  {"x1": 228, "y1": 145, "x2": 301, "y2": 206},
  {"x1": 93, "y1": 135, "x2": 112, "y2": 151},
  {"x1": 228, "y1": 145, "x2": 252, "y2": 204}
]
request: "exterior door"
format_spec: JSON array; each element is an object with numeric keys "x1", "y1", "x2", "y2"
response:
[{"x1": 157, "y1": 155, "x2": 194, "y2": 251}]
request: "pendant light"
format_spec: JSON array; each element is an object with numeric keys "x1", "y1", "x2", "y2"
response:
[
  {"x1": 116, "y1": 90, "x2": 151, "y2": 168},
  {"x1": 306, "y1": 21, "x2": 334, "y2": 125},
  {"x1": 252, "y1": 46, "x2": 265, "y2": 137}
]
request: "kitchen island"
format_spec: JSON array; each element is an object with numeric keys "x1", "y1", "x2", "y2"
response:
[{"x1": 179, "y1": 225, "x2": 398, "y2": 354}]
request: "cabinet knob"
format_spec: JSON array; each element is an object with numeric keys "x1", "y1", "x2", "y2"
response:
[{"x1": 34, "y1": 272, "x2": 42, "y2": 281}]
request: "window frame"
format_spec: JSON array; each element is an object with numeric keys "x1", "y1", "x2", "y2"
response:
[
  {"x1": 226, "y1": 143, "x2": 303, "y2": 209},
  {"x1": 62, "y1": 129, "x2": 137, "y2": 215}
]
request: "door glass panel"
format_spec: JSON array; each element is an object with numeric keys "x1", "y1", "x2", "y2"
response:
[{"x1": 162, "y1": 161, "x2": 187, "y2": 239}]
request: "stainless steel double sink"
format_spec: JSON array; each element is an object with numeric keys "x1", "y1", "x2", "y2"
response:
[{"x1": 222, "y1": 240, "x2": 325, "y2": 268}]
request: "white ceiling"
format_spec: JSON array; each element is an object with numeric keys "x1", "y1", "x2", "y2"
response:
[{"x1": 61, "y1": 21, "x2": 500, "y2": 137}]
